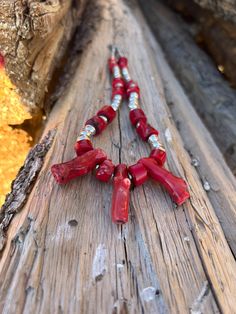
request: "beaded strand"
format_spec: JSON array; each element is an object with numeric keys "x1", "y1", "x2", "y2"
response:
[{"x1": 51, "y1": 47, "x2": 190, "y2": 224}]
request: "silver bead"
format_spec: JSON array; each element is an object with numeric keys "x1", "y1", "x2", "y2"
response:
[
  {"x1": 76, "y1": 135, "x2": 90, "y2": 141},
  {"x1": 84, "y1": 124, "x2": 96, "y2": 136},
  {"x1": 122, "y1": 67, "x2": 131, "y2": 82},
  {"x1": 128, "y1": 92, "x2": 139, "y2": 110},
  {"x1": 111, "y1": 94, "x2": 122, "y2": 111},
  {"x1": 129, "y1": 92, "x2": 139, "y2": 100},
  {"x1": 148, "y1": 134, "x2": 165, "y2": 150},
  {"x1": 79, "y1": 130, "x2": 88, "y2": 137},
  {"x1": 128, "y1": 100, "x2": 139, "y2": 110},
  {"x1": 76, "y1": 124, "x2": 96, "y2": 141},
  {"x1": 113, "y1": 65, "x2": 121, "y2": 79}
]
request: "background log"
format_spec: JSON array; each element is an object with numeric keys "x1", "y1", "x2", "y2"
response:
[
  {"x1": 0, "y1": 0, "x2": 236, "y2": 313},
  {"x1": 0, "y1": 0, "x2": 87, "y2": 113},
  {"x1": 191, "y1": 0, "x2": 236, "y2": 23},
  {"x1": 139, "y1": 0, "x2": 236, "y2": 174},
  {"x1": 167, "y1": 0, "x2": 236, "y2": 88}
]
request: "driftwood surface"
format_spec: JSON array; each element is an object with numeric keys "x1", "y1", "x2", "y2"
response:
[
  {"x1": 0, "y1": 0, "x2": 87, "y2": 113},
  {"x1": 140, "y1": 13, "x2": 236, "y2": 262},
  {"x1": 139, "y1": 0, "x2": 236, "y2": 175},
  {"x1": 0, "y1": 0, "x2": 236, "y2": 313}
]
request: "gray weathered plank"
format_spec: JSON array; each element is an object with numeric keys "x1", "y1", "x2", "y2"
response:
[{"x1": 140, "y1": 19, "x2": 236, "y2": 257}]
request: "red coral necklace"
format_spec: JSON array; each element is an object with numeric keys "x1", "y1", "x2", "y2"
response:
[{"x1": 51, "y1": 47, "x2": 190, "y2": 224}]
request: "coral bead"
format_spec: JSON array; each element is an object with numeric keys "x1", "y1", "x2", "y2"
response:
[
  {"x1": 136, "y1": 121, "x2": 159, "y2": 141},
  {"x1": 129, "y1": 109, "x2": 147, "y2": 126},
  {"x1": 118, "y1": 57, "x2": 128, "y2": 68},
  {"x1": 108, "y1": 57, "x2": 117, "y2": 72},
  {"x1": 115, "y1": 163, "x2": 128, "y2": 178},
  {"x1": 74, "y1": 139, "x2": 93, "y2": 156},
  {"x1": 95, "y1": 159, "x2": 115, "y2": 182},
  {"x1": 111, "y1": 164, "x2": 130, "y2": 224},
  {"x1": 139, "y1": 158, "x2": 190, "y2": 205},
  {"x1": 150, "y1": 148, "x2": 166, "y2": 167},
  {"x1": 86, "y1": 116, "x2": 107, "y2": 135},
  {"x1": 51, "y1": 149, "x2": 107, "y2": 184},
  {"x1": 112, "y1": 87, "x2": 125, "y2": 98},
  {"x1": 97, "y1": 105, "x2": 116, "y2": 123},
  {"x1": 112, "y1": 78, "x2": 125, "y2": 89},
  {"x1": 128, "y1": 163, "x2": 148, "y2": 186},
  {"x1": 126, "y1": 80, "x2": 140, "y2": 97}
]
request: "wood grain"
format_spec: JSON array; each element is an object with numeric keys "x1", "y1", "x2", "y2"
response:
[
  {"x1": 141, "y1": 20, "x2": 236, "y2": 257},
  {"x1": 139, "y1": 0, "x2": 236, "y2": 174},
  {"x1": 0, "y1": 0, "x2": 235, "y2": 313}
]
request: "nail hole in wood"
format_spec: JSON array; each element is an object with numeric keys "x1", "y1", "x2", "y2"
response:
[{"x1": 68, "y1": 219, "x2": 78, "y2": 227}]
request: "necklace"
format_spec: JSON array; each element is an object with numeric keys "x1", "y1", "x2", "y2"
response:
[{"x1": 51, "y1": 47, "x2": 190, "y2": 224}]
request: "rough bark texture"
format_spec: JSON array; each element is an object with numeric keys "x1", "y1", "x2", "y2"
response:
[
  {"x1": 140, "y1": 0, "x2": 236, "y2": 175},
  {"x1": 0, "y1": 0, "x2": 236, "y2": 313},
  {"x1": 167, "y1": 0, "x2": 236, "y2": 88},
  {"x1": 0, "y1": 129, "x2": 56, "y2": 251},
  {"x1": 0, "y1": 0, "x2": 87, "y2": 113},
  {"x1": 192, "y1": 0, "x2": 236, "y2": 23}
]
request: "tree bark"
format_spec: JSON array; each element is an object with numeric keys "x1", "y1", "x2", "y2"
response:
[
  {"x1": 0, "y1": 0, "x2": 236, "y2": 313},
  {"x1": 0, "y1": 0, "x2": 87, "y2": 114},
  {"x1": 192, "y1": 0, "x2": 236, "y2": 23}
]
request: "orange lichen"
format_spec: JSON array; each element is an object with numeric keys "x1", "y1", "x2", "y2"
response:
[{"x1": 0, "y1": 59, "x2": 32, "y2": 206}]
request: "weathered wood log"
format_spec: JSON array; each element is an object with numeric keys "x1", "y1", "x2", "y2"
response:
[
  {"x1": 0, "y1": 0, "x2": 87, "y2": 113},
  {"x1": 144, "y1": 23, "x2": 236, "y2": 258},
  {"x1": 0, "y1": 0, "x2": 236, "y2": 313},
  {"x1": 192, "y1": 0, "x2": 236, "y2": 23},
  {"x1": 139, "y1": 0, "x2": 236, "y2": 175},
  {"x1": 167, "y1": 0, "x2": 236, "y2": 88}
]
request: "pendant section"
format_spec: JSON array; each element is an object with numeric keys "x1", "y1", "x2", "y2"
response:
[
  {"x1": 111, "y1": 164, "x2": 131, "y2": 224},
  {"x1": 95, "y1": 159, "x2": 115, "y2": 182},
  {"x1": 140, "y1": 158, "x2": 190, "y2": 205},
  {"x1": 51, "y1": 148, "x2": 107, "y2": 184}
]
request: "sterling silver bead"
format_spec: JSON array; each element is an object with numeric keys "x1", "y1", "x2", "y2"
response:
[
  {"x1": 128, "y1": 92, "x2": 139, "y2": 110},
  {"x1": 128, "y1": 100, "x2": 139, "y2": 110},
  {"x1": 84, "y1": 124, "x2": 96, "y2": 136},
  {"x1": 129, "y1": 92, "x2": 139, "y2": 99},
  {"x1": 122, "y1": 67, "x2": 131, "y2": 82},
  {"x1": 79, "y1": 130, "x2": 89, "y2": 138},
  {"x1": 148, "y1": 134, "x2": 165, "y2": 150},
  {"x1": 76, "y1": 124, "x2": 96, "y2": 141},
  {"x1": 111, "y1": 94, "x2": 122, "y2": 111},
  {"x1": 76, "y1": 134, "x2": 90, "y2": 141},
  {"x1": 113, "y1": 65, "x2": 121, "y2": 79}
]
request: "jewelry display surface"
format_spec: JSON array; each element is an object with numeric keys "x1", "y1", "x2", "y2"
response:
[{"x1": 0, "y1": 0, "x2": 236, "y2": 313}]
